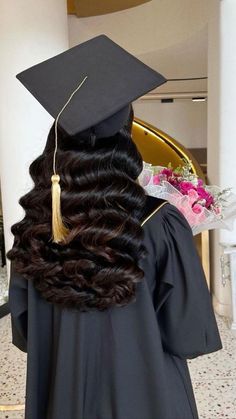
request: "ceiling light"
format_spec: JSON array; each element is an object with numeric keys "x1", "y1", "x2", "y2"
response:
[
  {"x1": 161, "y1": 98, "x2": 174, "y2": 103},
  {"x1": 192, "y1": 97, "x2": 207, "y2": 102}
]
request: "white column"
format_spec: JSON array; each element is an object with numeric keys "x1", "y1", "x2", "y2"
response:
[
  {"x1": 208, "y1": 0, "x2": 236, "y2": 317},
  {"x1": 0, "y1": 0, "x2": 69, "y2": 274}
]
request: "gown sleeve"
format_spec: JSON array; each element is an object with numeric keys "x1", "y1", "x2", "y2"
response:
[
  {"x1": 8, "y1": 262, "x2": 28, "y2": 353},
  {"x1": 155, "y1": 203, "x2": 223, "y2": 359}
]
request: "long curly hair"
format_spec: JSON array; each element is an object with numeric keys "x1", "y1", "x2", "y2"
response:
[{"x1": 7, "y1": 108, "x2": 148, "y2": 311}]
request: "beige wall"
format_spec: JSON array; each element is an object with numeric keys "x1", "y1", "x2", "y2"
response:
[
  {"x1": 133, "y1": 99, "x2": 207, "y2": 149},
  {"x1": 68, "y1": 0, "x2": 208, "y2": 148},
  {"x1": 68, "y1": 0, "x2": 209, "y2": 55}
]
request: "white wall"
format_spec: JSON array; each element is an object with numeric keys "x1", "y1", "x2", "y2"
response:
[
  {"x1": 208, "y1": 0, "x2": 236, "y2": 317},
  {"x1": 133, "y1": 99, "x2": 207, "y2": 149},
  {"x1": 0, "y1": 0, "x2": 69, "y2": 265}
]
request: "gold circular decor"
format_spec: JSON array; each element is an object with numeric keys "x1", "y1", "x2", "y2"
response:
[
  {"x1": 67, "y1": 0, "x2": 151, "y2": 17},
  {"x1": 132, "y1": 118, "x2": 205, "y2": 180}
]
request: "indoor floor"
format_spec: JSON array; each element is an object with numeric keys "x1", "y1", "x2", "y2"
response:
[{"x1": 0, "y1": 309, "x2": 235, "y2": 419}]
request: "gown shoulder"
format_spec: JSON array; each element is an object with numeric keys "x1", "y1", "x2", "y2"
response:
[{"x1": 146, "y1": 200, "x2": 223, "y2": 359}]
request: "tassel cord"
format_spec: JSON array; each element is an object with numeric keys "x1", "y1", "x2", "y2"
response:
[{"x1": 51, "y1": 75, "x2": 88, "y2": 243}]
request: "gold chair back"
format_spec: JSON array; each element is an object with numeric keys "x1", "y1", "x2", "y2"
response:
[
  {"x1": 132, "y1": 118, "x2": 205, "y2": 179},
  {"x1": 132, "y1": 118, "x2": 210, "y2": 288}
]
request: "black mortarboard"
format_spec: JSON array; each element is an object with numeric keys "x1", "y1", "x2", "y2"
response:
[
  {"x1": 16, "y1": 35, "x2": 166, "y2": 244},
  {"x1": 16, "y1": 34, "x2": 166, "y2": 138}
]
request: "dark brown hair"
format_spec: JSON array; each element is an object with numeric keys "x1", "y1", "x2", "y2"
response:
[{"x1": 7, "y1": 108, "x2": 148, "y2": 311}]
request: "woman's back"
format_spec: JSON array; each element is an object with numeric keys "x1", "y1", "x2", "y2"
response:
[
  {"x1": 9, "y1": 196, "x2": 222, "y2": 419},
  {"x1": 8, "y1": 37, "x2": 222, "y2": 419}
]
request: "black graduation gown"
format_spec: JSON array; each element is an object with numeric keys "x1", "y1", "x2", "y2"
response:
[{"x1": 8, "y1": 196, "x2": 222, "y2": 419}]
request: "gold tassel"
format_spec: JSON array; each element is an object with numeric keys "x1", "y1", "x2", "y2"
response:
[
  {"x1": 50, "y1": 76, "x2": 88, "y2": 243},
  {"x1": 51, "y1": 174, "x2": 69, "y2": 243}
]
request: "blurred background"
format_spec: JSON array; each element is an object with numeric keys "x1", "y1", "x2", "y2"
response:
[{"x1": 0, "y1": 1, "x2": 236, "y2": 418}]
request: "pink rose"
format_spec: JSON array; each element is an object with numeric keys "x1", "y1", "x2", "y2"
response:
[
  {"x1": 192, "y1": 203, "x2": 204, "y2": 214},
  {"x1": 179, "y1": 181, "x2": 196, "y2": 195},
  {"x1": 196, "y1": 187, "x2": 214, "y2": 208},
  {"x1": 166, "y1": 176, "x2": 179, "y2": 188},
  {"x1": 160, "y1": 168, "x2": 173, "y2": 178},
  {"x1": 153, "y1": 174, "x2": 160, "y2": 185},
  {"x1": 187, "y1": 189, "x2": 199, "y2": 205}
]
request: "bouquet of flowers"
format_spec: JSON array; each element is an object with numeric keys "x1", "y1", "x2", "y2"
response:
[{"x1": 138, "y1": 159, "x2": 236, "y2": 235}]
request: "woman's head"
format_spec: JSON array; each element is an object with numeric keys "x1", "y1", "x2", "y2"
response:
[{"x1": 7, "y1": 107, "x2": 148, "y2": 311}]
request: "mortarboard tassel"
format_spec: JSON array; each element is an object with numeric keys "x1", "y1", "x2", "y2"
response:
[
  {"x1": 51, "y1": 174, "x2": 69, "y2": 243},
  {"x1": 51, "y1": 75, "x2": 88, "y2": 243}
]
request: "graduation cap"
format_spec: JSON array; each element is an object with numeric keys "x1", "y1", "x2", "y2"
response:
[{"x1": 16, "y1": 35, "x2": 166, "y2": 243}]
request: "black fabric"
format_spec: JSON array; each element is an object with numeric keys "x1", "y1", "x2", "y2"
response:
[
  {"x1": 8, "y1": 196, "x2": 222, "y2": 419},
  {"x1": 140, "y1": 194, "x2": 165, "y2": 223},
  {"x1": 16, "y1": 35, "x2": 166, "y2": 138}
]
